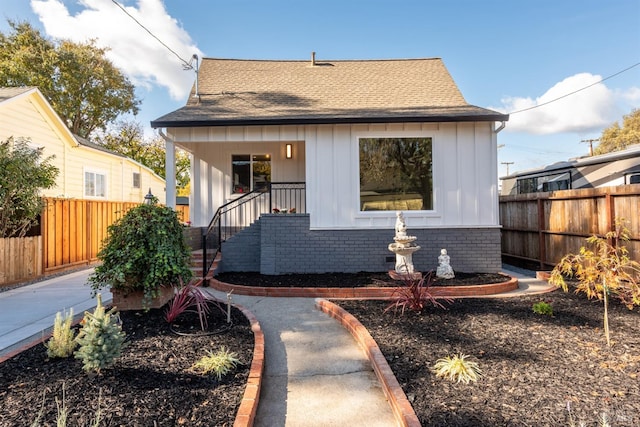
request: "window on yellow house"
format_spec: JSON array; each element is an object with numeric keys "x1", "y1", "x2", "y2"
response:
[
  {"x1": 85, "y1": 171, "x2": 106, "y2": 198},
  {"x1": 132, "y1": 172, "x2": 141, "y2": 189}
]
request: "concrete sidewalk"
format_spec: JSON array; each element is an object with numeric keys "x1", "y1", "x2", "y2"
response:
[{"x1": 0, "y1": 268, "x2": 109, "y2": 359}]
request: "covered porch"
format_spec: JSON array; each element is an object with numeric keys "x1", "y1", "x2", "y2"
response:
[{"x1": 163, "y1": 129, "x2": 307, "y2": 226}]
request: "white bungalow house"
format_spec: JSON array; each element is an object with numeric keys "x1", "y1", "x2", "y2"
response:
[
  {"x1": 151, "y1": 56, "x2": 509, "y2": 275},
  {"x1": 0, "y1": 87, "x2": 166, "y2": 203}
]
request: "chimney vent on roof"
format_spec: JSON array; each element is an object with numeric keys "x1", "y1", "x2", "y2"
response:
[{"x1": 311, "y1": 51, "x2": 316, "y2": 66}]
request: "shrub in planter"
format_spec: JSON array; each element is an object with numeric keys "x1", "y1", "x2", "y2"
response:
[{"x1": 88, "y1": 199, "x2": 192, "y2": 309}]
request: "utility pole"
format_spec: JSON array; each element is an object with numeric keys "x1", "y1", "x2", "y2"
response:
[
  {"x1": 581, "y1": 138, "x2": 600, "y2": 156},
  {"x1": 501, "y1": 161, "x2": 514, "y2": 175}
]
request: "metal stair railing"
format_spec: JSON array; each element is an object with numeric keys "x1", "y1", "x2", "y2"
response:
[{"x1": 201, "y1": 182, "x2": 306, "y2": 278}]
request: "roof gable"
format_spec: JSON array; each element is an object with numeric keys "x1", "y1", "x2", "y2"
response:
[
  {"x1": 0, "y1": 86, "x2": 164, "y2": 182},
  {"x1": 0, "y1": 86, "x2": 36, "y2": 103},
  {"x1": 152, "y1": 57, "x2": 508, "y2": 128},
  {"x1": 0, "y1": 86, "x2": 81, "y2": 149}
]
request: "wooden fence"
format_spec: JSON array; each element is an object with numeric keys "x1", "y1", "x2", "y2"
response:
[
  {"x1": 1, "y1": 198, "x2": 190, "y2": 286},
  {"x1": 0, "y1": 236, "x2": 42, "y2": 285},
  {"x1": 41, "y1": 198, "x2": 140, "y2": 274},
  {"x1": 500, "y1": 185, "x2": 640, "y2": 270},
  {"x1": 175, "y1": 205, "x2": 189, "y2": 224}
]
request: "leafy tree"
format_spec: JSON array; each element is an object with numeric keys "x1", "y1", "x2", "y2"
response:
[
  {"x1": 0, "y1": 137, "x2": 59, "y2": 238},
  {"x1": 593, "y1": 109, "x2": 640, "y2": 155},
  {"x1": 0, "y1": 20, "x2": 139, "y2": 138},
  {"x1": 177, "y1": 181, "x2": 191, "y2": 197},
  {"x1": 95, "y1": 120, "x2": 191, "y2": 190},
  {"x1": 549, "y1": 219, "x2": 640, "y2": 347}
]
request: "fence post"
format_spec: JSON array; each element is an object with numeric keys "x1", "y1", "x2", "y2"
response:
[
  {"x1": 605, "y1": 190, "x2": 616, "y2": 247},
  {"x1": 41, "y1": 198, "x2": 49, "y2": 272},
  {"x1": 537, "y1": 197, "x2": 546, "y2": 270}
]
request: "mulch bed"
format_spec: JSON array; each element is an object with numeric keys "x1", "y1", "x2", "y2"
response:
[
  {"x1": 339, "y1": 291, "x2": 640, "y2": 427},
  {"x1": 5, "y1": 272, "x2": 639, "y2": 426},
  {"x1": 0, "y1": 304, "x2": 253, "y2": 426},
  {"x1": 215, "y1": 271, "x2": 509, "y2": 288}
]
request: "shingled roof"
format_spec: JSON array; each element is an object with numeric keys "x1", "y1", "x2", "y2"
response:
[
  {"x1": 151, "y1": 57, "x2": 508, "y2": 128},
  {"x1": 0, "y1": 86, "x2": 34, "y2": 103}
]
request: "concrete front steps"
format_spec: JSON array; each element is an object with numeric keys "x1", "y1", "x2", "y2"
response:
[{"x1": 189, "y1": 249, "x2": 219, "y2": 283}]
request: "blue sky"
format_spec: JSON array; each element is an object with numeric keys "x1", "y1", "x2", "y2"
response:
[{"x1": 2, "y1": 0, "x2": 639, "y2": 177}]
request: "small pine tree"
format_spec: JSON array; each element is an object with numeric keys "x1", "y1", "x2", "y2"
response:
[
  {"x1": 75, "y1": 294, "x2": 127, "y2": 373},
  {"x1": 44, "y1": 309, "x2": 77, "y2": 358}
]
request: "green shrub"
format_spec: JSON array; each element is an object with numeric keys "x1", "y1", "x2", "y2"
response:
[
  {"x1": 532, "y1": 301, "x2": 553, "y2": 316},
  {"x1": 191, "y1": 347, "x2": 240, "y2": 380},
  {"x1": 88, "y1": 199, "x2": 192, "y2": 309},
  {"x1": 74, "y1": 294, "x2": 127, "y2": 373},
  {"x1": 0, "y1": 137, "x2": 58, "y2": 238},
  {"x1": 44, "y1": 309, "x2": 77, "y2": 358},
  {"x1": 432, "y1": 354, "x2": 482, "y2": 384}
]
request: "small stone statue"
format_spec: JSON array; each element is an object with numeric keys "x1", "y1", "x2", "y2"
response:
[
  {"x1": 436, "y1": 248, "x2": 455, "y2": 279},
  {"x1": 395, "y1": 211, "x2": 407, "y2": 238}
]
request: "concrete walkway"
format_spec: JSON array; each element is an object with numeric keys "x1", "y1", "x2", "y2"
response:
[
  {"x1": 0, "y1": 266, "x2": 554, "y2": 426},
  {"x1": 0, "y1": 268, "x2": 110, "y2": 358},
  {"x1": 208, "y1": 292, "x2": 398, "y2": 426}
]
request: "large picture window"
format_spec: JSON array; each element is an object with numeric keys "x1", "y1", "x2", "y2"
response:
[
  {"x1": 359, "y1": 137, "x2": 433, "y2": 211},
  {"x1": 85, "y1": 171, "x2": 106, "y2": 198},
  {"x1": 232, "y1": 154, "x2": 271, "y2": 194}
]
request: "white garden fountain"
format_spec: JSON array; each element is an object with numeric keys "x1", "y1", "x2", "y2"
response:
[{"x1": 388, "y1": 211, "x2": 421, "y2": 277}]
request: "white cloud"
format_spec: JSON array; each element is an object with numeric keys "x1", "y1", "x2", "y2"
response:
[
  {"x1": 619, "y1": 86, "x2": 640, "y2": 104},
  {"x1": 491, "y1": 73, "x2": 627, "y2": 135},
  {"x1": 30, "y1": 0, "x2": 202, "y2": 101}
]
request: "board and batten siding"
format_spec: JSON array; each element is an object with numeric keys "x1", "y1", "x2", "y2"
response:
[
  {"x1": 186, "y1": 137, "x2": 306, "y2": 226},
  {"x1": 0, "y1": 89, "x2": 165, "y2": 203},
  {"x1": 170, "y1": 121, "x2": 499, "y2": 229}
]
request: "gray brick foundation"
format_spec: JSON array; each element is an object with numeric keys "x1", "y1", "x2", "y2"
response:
[
  {"x1": 220, "y1": 214, "x2": 501, "y2": 274},
  {"x1": 182, "y1": 226, "x2": 205, "y2": 251}
]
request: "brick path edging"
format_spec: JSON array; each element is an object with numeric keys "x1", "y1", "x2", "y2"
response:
[
  {"x1": 232, "y1": 301, "x2": 264, "y2": 427},
  {"x1": 316, "y1": 298, "x2": 421, "y2": 427},
  {"x1": 209, "y1": 273, "x2": 519, "y2": 298}
]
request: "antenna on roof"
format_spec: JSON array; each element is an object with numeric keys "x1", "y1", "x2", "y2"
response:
[{"x1": 183, "y1": 54, "x2": 199, "y2": 98}]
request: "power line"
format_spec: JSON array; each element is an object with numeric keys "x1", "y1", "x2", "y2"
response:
[
  {"x1": 508, "y1": 62, "x2": 640, "y2": 115},
  {"x1": 110, "y1": 0, "x2": 193, "y2": 69}
]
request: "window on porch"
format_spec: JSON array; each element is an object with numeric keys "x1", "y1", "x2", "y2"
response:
[
  {"x1": 232, "y1": 154, "x2": 271, "y2": 194},
  {"x1": 359, "y1": 137, "x2": 433, "y2": 211}
]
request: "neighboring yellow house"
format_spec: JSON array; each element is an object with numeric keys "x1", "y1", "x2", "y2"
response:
[{"x1": 0, "y1": 87, "x2": 165, "y2": 203}]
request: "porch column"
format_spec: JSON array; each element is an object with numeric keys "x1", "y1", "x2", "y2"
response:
[
  {"x1": 165, "y1": 135, "x2": 176, "y2": 209},
  {"x1": 192, "y1": 155, "x2": 203, "y2": 226}
]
